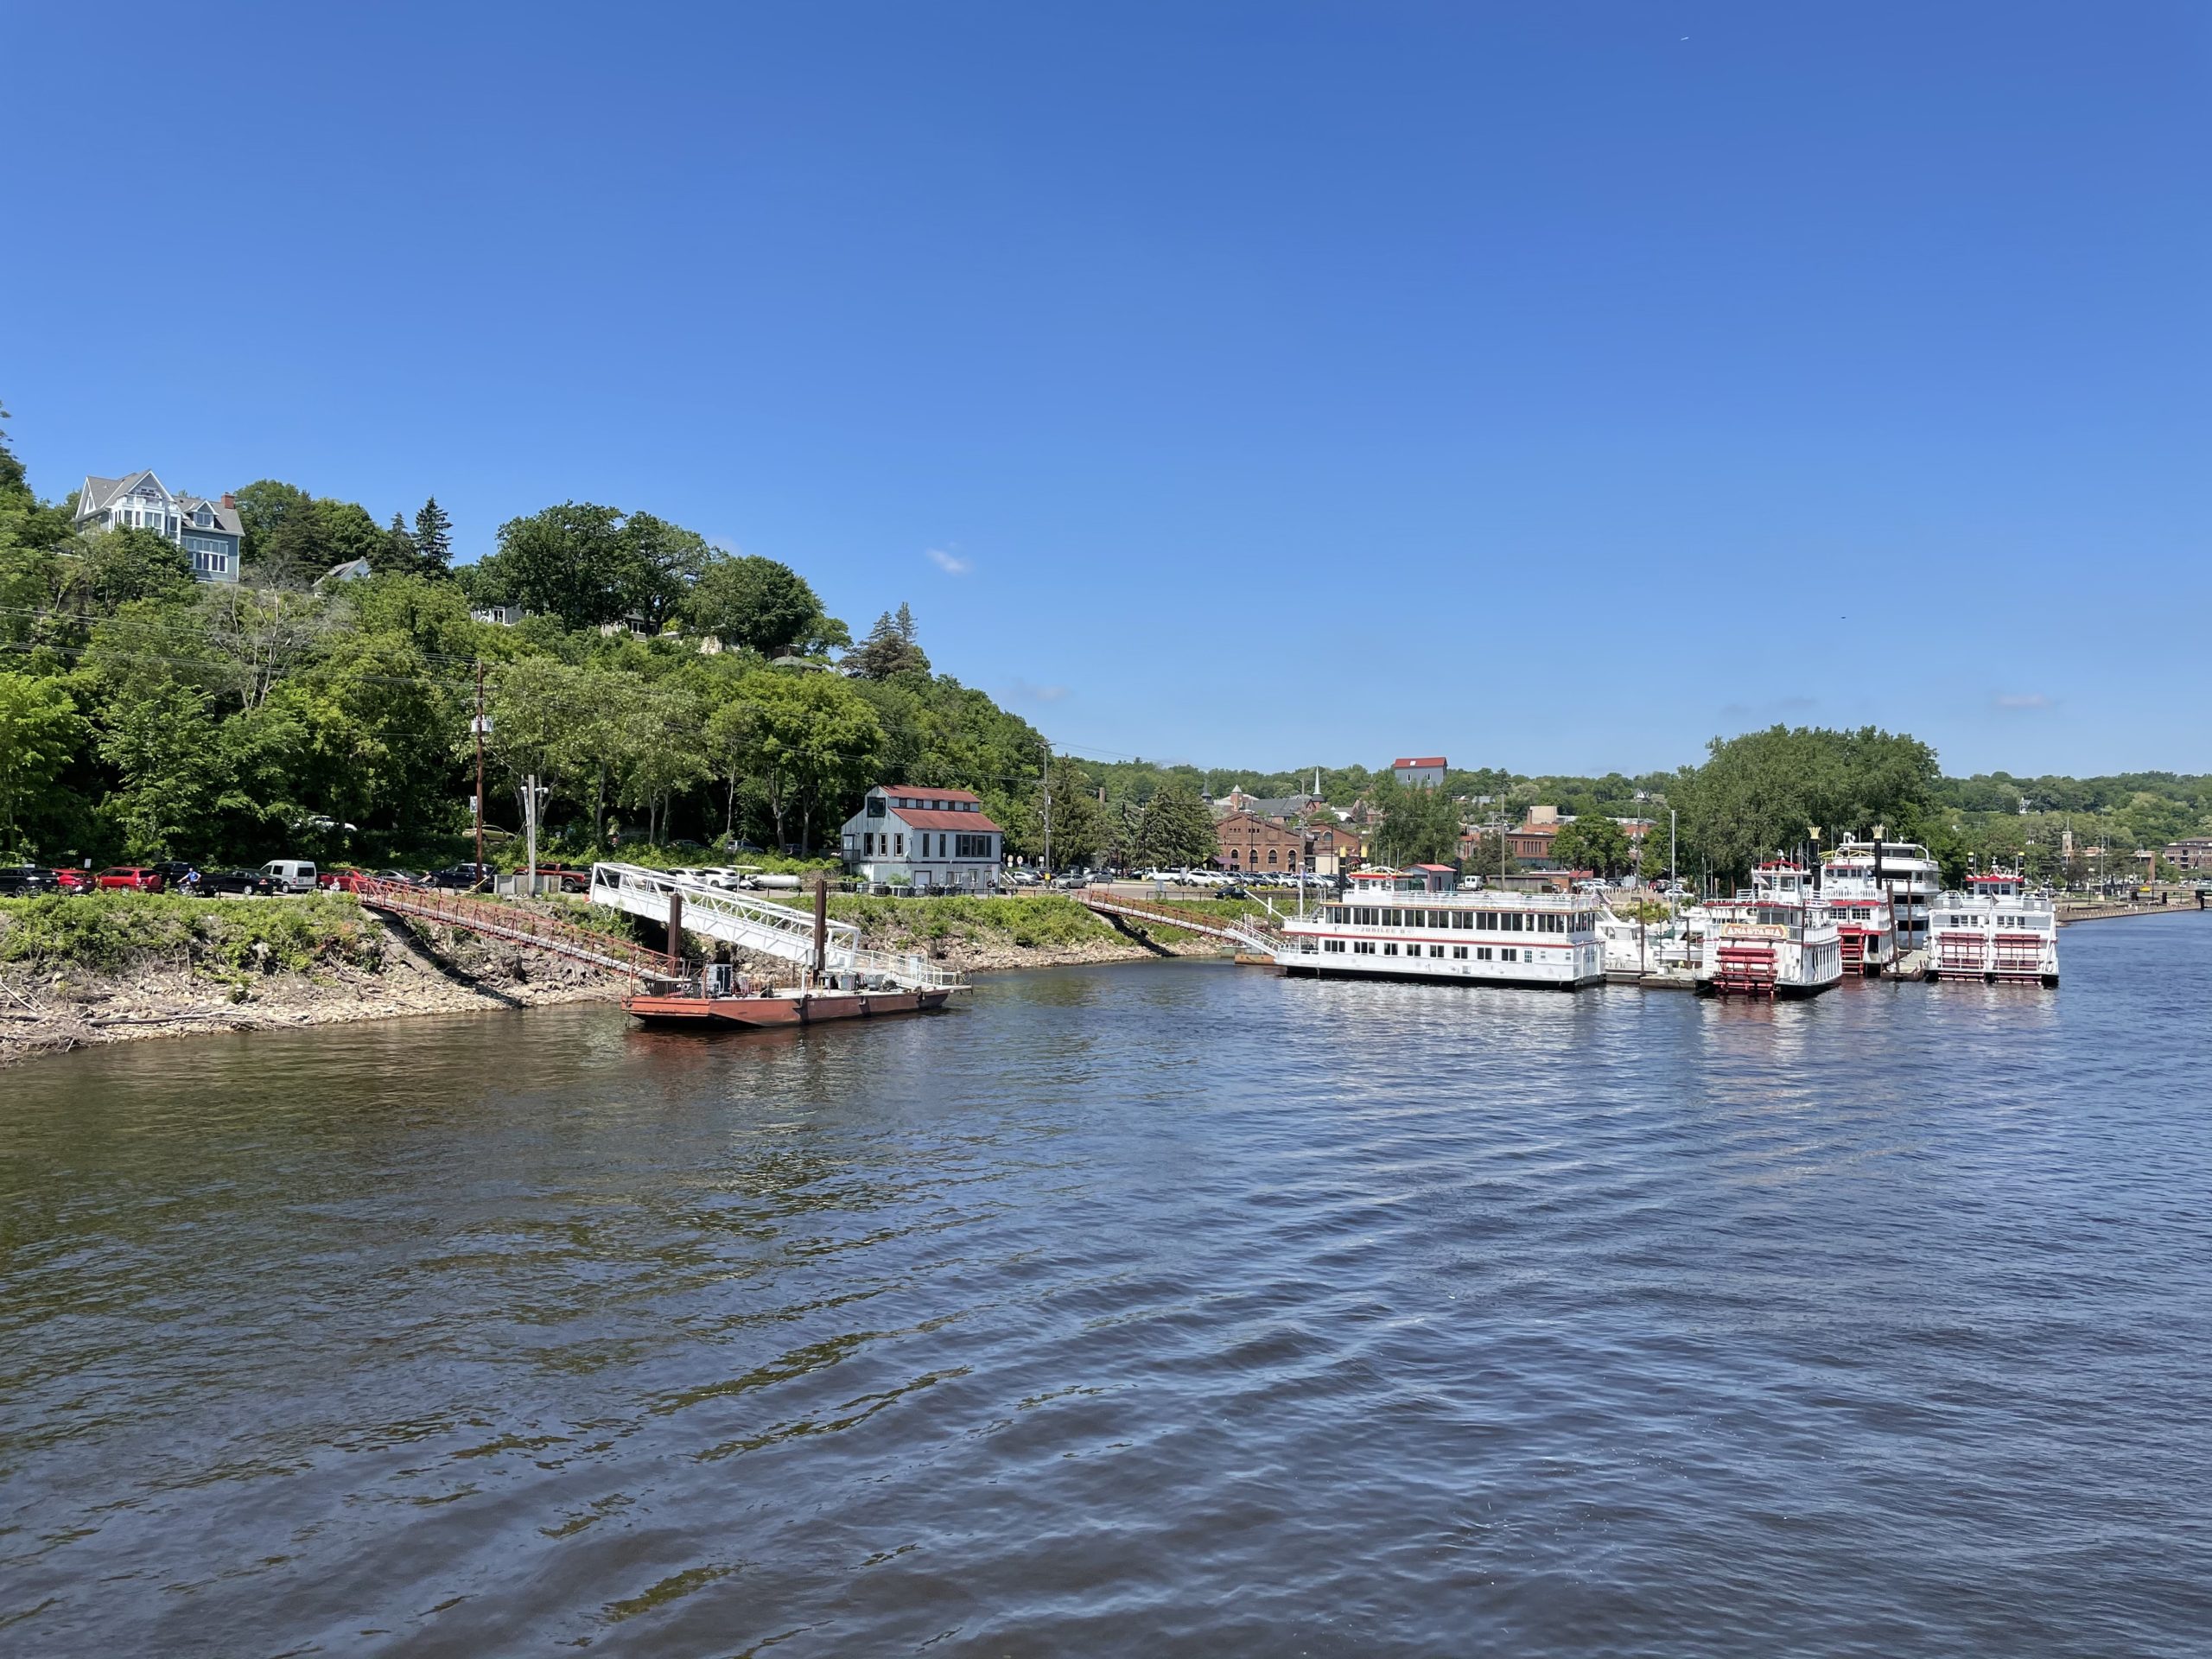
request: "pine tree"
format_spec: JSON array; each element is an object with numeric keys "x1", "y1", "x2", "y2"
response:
[
  {"x1": 374, "y1": 512, "x2": 417, "y2": 575},
  {"x1": 412, "y1": 496, "x2": 454, "y2": 576},
  {"x1": 847, "y1": 603, "x2": 931, "y2": 680}
]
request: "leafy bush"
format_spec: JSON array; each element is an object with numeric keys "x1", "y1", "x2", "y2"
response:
[{"x1": 0, "y1": 893, "x2": 383, "y2": 976}]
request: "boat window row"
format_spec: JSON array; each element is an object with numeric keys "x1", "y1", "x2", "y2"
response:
[
  {"x1": 1322, "y1": 940, "x2": 1526, "y2": 962},
  {"x1": 1323, "y1": 906, "x2": 1591, "y2": 933}
]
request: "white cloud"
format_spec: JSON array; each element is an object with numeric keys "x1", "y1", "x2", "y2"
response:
[
  {"x1": 926, "y1": 547, "x2": 971, "y2": 576},
  {"x1": 1994, "y1": 693, "x2": 2055, "y2": 710}
]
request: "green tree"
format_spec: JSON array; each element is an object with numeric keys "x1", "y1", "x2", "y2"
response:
[
  {"x1": 1675, "y1": 725, "x2": 1939, "y2": 889},
  {"x1": 0, "y1": 671, "x2": 83, "y2": 852},
  {"x1": 715, "y1": 670, "x2": 882, "y2": 851},
  {"x1": 480, "y1": 505, "x2": 711, "y2": 633},
  {"x1": 411, "y1": 497, "x2": 454, "y2": 575},
  {"x1": 232, "y1": 480, "x2": 313, "y2": 562},
  {"x1": 1553, "y1": 815, "x2": 1631, "y2": 876},
  {"x1": 1371, "y1": 778, "x2": 1461, "y2": 866},
  {"x1": 1132, "y1": 786, "x2": 1217, "y2": 868},
  {"x1": 612, "y1": 679, "x2": 710, "y2": 845},
  {"x1": 98, "y1": 681, "x2": 225, "y2": 857},
  {"x1": 82, "y1": 525, "x2": 196, "y2": 610},
  {"x1": 1025, "y1": 756, "x2": 1104, "y2": 868},
  {"x1": 682, "y1": 553, "x2": 844, "y2": 655},
  {"x1": 375, "y1": 512, "x2": 418, "y2": 575},
  {"x1": 620, "y1": 512, "x2": 710, "y2": 632},
  {"x1": 0, "y1": 394, "x2": 23, "y2": 496},
  {"x1": 846, "y1": 602, "x2": 931, "y2": 680}
]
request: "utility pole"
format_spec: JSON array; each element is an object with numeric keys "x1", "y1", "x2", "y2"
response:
[
  {"x1": 1669, "y1": 808, "x2": 1678, "y2": 888},
  {"x1": 1041, "y1": 744, "x2": 1053, "y2": 876},
  {"x1": 524, "y1": 772, "x2": 540, "y2": 898},
  {"x1": 474, "y1": 659, "x2": 486, "y2": 875}
]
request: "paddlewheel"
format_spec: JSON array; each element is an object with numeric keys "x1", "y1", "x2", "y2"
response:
[
  {"x1": 1934, "y1": 931, "x2": 1987, "y2": 978},
  {"x1": 1837, "y1": 929, "x2": 1866, "y2": 973},
  {"x1": 1711, "y1": 940, "x2": 1779, "y2": 997},
  {"x1": 1992, "y1": 933, "x2": 2045, "y2": 980}
]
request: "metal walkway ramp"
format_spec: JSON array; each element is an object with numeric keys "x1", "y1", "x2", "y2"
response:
[
  {"x1": 1071, "y1": 887, "x2": 1286, "y2": 955},
  {"x1": 587, "y1": 863, "x2": 963, "y2": 991},
  {"x1": 353, "y1": 874, "x2": 678, "y2": 981}
]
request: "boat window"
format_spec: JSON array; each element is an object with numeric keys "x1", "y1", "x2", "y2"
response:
[{"x1": 1452, "y1": 912, "x2": 1472, "y2": 930}]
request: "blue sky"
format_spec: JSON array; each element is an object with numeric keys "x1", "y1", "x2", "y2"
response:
[{"x1": 7, "y1": 3, "x2": 2207, "y2": 779}]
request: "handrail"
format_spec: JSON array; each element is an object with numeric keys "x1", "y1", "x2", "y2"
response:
[
  {"x1": 1075, "y1": 888, "x2": 1286, "y2": 953},
  {"x1": 350, "y1": 874, "x2": 677, "y2": 981}
]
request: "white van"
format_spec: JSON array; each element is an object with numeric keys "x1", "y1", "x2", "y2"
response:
[{"x1": 261, "y1": 859, "x2": 317, "y2": 893}]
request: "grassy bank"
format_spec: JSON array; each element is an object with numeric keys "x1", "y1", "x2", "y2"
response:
[
  {"x1": 0, "y1": 892, "x2": 387, "y2": 979},
  {"x1": 824, "y1": 892, "x2": 1279, "y2": 956}
]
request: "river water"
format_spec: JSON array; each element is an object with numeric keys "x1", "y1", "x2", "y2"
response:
[{"x1": 4, "y1": 914, "x2": 2210, "y2": 1656}]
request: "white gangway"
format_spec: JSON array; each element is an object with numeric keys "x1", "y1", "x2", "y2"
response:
[{"x1": 587, "y1": 863, "x2": 963, "y2": 992}]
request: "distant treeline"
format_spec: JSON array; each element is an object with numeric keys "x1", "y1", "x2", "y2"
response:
[{"x1": 3, "y1": 402, "x2": 2199, "y2": 883}]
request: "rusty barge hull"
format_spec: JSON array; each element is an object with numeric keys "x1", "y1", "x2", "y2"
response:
[{"x1": 622, "y1": 988, "x2": 955, "y2": 1027}]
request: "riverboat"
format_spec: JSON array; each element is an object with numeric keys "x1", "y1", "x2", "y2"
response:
[
  {"x1": 1275, "y1": 866, "x2": 1605, "y2": 990},
  {"x1": 1927, "y1": 873, "x2": 2060, "y2": 986},
  {"x1": 1822, "y1": 837, "x2": 1942, "y2": 952},
  {"x1": 1808, "y1": 870, "x2": 1897, "y2": 976},
  {"x1": 1696, "y1": 861, "x2": 1844, "y2": 997}
]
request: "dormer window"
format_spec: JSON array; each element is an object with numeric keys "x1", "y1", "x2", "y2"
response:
[{"x1": 194, "y1": 507, "x2": 213, "y2": 527}]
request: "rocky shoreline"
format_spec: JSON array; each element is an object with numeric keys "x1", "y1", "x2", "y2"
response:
[{"x1": 0, "y1": 910, "x2": 1225, "y2": 1060}]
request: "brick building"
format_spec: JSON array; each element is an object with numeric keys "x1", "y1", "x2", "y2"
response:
[{"x1": 1216, "y1": 811, "x2": 1307, "y2": 874}]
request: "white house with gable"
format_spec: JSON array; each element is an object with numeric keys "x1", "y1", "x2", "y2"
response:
[
  {"x1": 74, "y1": 470, "x2": 244, "y2": 583},
  {"x1": 840, "y1": 785, "x2": 1004, "y2": 891}
]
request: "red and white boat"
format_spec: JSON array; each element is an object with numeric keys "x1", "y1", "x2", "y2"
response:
[
  {"x1": 1810, "y1": 861, "x2": 1898, "y2": 976},
  {"x1": 1928, "y1": 873, "x2": 2060, "y2": 986},
  {"x1": 1696, "y1": 861, "x2": 1844, "y2": 998},
  {"x1": 1276, "y1": 866, "x2": 1605, "y2": 989}
]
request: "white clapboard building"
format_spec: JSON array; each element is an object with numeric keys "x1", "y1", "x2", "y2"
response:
[{"x1": 840, "y1": 785, "x2": 1003, "y2": 892}]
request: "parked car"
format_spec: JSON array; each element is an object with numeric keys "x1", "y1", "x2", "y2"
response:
[
  {"x1": 97, "y1": 866, "x2": 167, "y2": 893},
  {"x1": 376, "y1": 868, "x2": 428, "y2": 885},
  {"x1": 428, "y1": 862, "x2": 493, "y2": 891},
  {"x1": 195, "y1": 868, "x2": 280, "y2": 897},
  {"x1": 51, "y1": 867, "x2": 94, "y2": 893},
  {"x1": 1217, "y1": 883, "x2": 1251, "y2": 899},
  {"x1": 260, "y1": 859, "x2": 319, "y2": 893},
  {"x1": 315, "y1": 867, "x2": 364, "y2": 891},
  {"x1": 0, "y1": 864, "x2": 63, "y2": 896}
]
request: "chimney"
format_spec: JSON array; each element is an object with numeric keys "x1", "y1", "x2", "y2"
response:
[{"x1": 220, "y1": 493, "x2": 236, "y2": 509}]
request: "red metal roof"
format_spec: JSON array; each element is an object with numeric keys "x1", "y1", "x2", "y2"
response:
[
  {"x1": 1391, "y1": 757, "x2": 1447, "y2": 769},
  {"x1": 883, "y1": 785, "x2": 982, "y2": 803},
  {"x1": 891, "y1": 806, "x2": 1001, "y2": 832}
]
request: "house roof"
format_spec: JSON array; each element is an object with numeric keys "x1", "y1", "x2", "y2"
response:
[
  {"x1": 1392, "y1": 756, "x2": 1447, "y2": 769},
  {"x1": 881, "y1": 785, "x2": 982, "y2": 804},
  {"x1": 891, "y1": 807, "x2": 1002, "y2": 833},
  {"x1": 177, "y1": 495, "x2": 244, "y2": 535}
]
